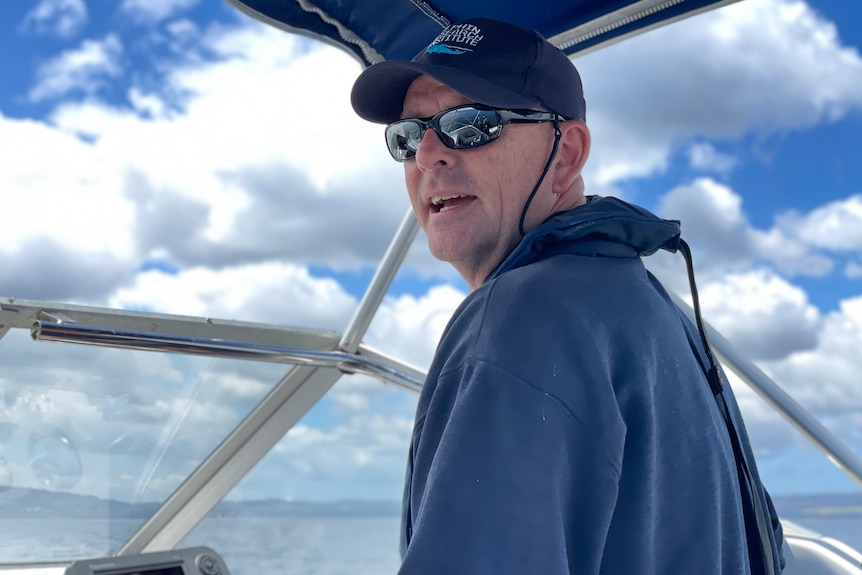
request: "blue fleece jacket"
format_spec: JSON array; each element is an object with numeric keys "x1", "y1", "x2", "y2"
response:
[{"x1": 398, "y1": 196, "x2": 784, "y2": 574}]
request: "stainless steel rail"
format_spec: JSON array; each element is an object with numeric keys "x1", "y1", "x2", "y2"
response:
[
  {"x1": 339, "y1": 208, "x2": 419, "y2": 353},
  {"x1": 32, "y1": 320, "x2": 424, "y2": 393}
]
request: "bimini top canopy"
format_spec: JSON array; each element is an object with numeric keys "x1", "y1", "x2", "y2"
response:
[{"x1": 226, "y1": 0, "x2": 740, "y2": 66}]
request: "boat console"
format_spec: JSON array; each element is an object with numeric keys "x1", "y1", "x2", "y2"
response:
[{"x1": 64, "y1": 548, "x2": 229, "y2": 575}]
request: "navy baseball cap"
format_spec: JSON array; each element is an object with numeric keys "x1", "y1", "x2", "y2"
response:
[{"x1": 351, "y1": 17, "x2": 586, "y2": 124}]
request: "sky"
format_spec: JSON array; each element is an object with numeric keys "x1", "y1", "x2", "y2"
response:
[{"x1": 1, "y1": 0, "x2": 861, "y2": 511}]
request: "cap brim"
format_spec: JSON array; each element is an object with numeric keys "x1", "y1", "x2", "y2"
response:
[{"x1": 350, "y1": 60, "x2": 542, "y2": 124}]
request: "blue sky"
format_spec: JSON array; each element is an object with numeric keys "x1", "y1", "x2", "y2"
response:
[{"x1": 1, "y1": 0, "x2": 862, "y2": 507}]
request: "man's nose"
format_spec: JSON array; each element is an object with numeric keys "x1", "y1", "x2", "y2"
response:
[{"x1": 415, "y1": 128, "x2": 454, "y2": 170}]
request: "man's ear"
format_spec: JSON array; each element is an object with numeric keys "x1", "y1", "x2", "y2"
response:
[{"x1": 552, "y1": 121, "x2": 591, "y2": 194}]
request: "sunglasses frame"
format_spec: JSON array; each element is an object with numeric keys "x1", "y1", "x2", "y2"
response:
[{"x1": 385, "y1": 103, "x2": 562, "y2": 162}]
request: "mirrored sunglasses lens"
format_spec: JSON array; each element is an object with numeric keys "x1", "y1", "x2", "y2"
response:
[
  {"x1": 386, "y1": 121, "x2": 424, "y2": 161},
  {"x1": 438, "y1": 108, "x2": 503, "y2": 149}
]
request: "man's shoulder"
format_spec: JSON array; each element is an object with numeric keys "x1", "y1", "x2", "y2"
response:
[
  {"x1": 447, "y1": 254, "x2": 644, "y2": 360},
  {"x1": 481, "y1": 251, "x2": 646, "y2": 311},
  {"x1": 462, "y1": 253, "x2": 691, "y2": 367}
]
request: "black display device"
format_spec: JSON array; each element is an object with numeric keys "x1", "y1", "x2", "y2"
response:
[{"x1": 64, "y1": 547, "x2": 229, "y2": 575}]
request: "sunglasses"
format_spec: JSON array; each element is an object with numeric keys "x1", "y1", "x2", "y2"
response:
[{"x1": 385, "y1": 104, "x2": 562, "y2": 162}]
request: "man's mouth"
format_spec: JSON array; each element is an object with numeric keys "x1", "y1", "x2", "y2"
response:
[{"x1": 430, "y1": 194, "x2": 475, "y2": 213}]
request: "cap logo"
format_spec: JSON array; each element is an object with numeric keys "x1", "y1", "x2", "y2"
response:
[
  {"x1": 426, "y1": 44, "x2": 470, "y2": 55},
  {"x1": 425, "y1": 23, "x2": 484, "y2": 56}
]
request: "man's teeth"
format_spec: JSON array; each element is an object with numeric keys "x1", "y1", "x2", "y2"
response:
[
  {"x1": 431, "y1": 194, "x2": 465, "y2": 212},
  {"x1": 431, "y1": 194, "x2": 464, "y2": 205}
]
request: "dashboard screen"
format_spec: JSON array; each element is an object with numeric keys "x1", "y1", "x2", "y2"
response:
[{"x1": 104, "y1": 566, "x2": 184, "y2": 575}]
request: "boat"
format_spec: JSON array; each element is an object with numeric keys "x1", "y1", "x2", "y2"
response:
[{"x1": 1, "y1": 0, "x2": 861, "y2": 573}]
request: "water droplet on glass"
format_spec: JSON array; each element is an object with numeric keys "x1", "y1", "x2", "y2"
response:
[{"x1": 28, "y1": 428, "x2": 82, "y2": 490}]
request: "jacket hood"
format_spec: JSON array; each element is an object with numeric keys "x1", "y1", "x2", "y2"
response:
[{"x1": 488, "y1": 196, "x2": 681, "y2": 282}]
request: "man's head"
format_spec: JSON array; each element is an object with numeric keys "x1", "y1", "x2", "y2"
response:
[{"x1": 351, "y1": 18, "x2": 591, "y2": 289}]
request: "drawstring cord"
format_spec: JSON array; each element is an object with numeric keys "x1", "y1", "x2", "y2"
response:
[
  {"x1": 678, "y1": 238, "x2": 723, "y2": 396},
  {"x1": 518, "y1": 115, "x2": 562, "y2": 237}
]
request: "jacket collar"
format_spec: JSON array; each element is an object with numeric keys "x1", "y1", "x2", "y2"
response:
[{"x1": 487, "y1": 195, "x2": 681, "y2": 283}]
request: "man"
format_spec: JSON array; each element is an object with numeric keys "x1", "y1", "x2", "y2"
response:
[{"x1": 351, "y1": 17, "x2": 785, "y2": 574}]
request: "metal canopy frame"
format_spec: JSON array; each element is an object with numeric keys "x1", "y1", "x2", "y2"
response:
[{"x1": 2, "y1": 207, "x2": 861, "y2": 554}]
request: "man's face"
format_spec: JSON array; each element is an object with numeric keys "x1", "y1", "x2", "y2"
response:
[{"x1": 400, "y1": 76, "x2": 559, "y2": 290}]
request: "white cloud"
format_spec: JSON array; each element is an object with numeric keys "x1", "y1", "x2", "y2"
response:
[
  {"x1": 657, "y1": 177, "x2": 834, "y2": 278},
  {"x1": 128, "y1": 87, "x2": 169, "y2": 118},
  {"x1": 176, "y1": 23, "x2": 383, "y2": 191},
  {"x1": 0, "y1": 112, "x2": 137, "y2": 259},
  {"x1": 1, "y1": 21, "x2": 403, "y2": 299},
  {"x1": 754, "y1": 225, "x2": 836, "y2": 277},
  {"x1": 656, "y1": 180, "x2": 862, "y2": 285},
  {"x1": 36, "y1": 24, "x2": 403, "y2": 273},
  {"x1": 109, "y1": 262, "x2": 358, "y2": 329},
  {"x1": 578, "y1": 0, "x2": 862, "y2": 185},
  {"x1": 20, "y1": 0, "x2": 87, "y2": 38},
  {"x1": 762, "y1": 294, "x2": 862, "y2": 414},
  {"x1": 700, "y1": 269, "x2": 822, "y2": 359},
  {"x1": 29, "y1": 35, "x2": 123, "y2": 102},
  {"x1": 688, "y1": 142, "x2": 738, "y2": 173},
  {"x1": 120, "y1": 0, "x2": 200, "y2": 23},
  {"x1": 778, "y1": 195, "x2": 862, "y2": 252}
]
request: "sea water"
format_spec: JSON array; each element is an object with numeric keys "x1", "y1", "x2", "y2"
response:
[
  {"x1": 183, "y1": 516, "x2": 402, "y2": 575},
  {"x1": 0, "y1": 512, "x2": 859, "y2": 574},
  {"x1": 186, "y1": 514, "x2": 862, "y2": 574},
  {"x1": 0, "y1": 516, "x2": 401, "y2": 574}
]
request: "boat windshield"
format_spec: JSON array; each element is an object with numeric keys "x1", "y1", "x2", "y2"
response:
[
  {"x1": 0, "y1": 304, "x2": 420, "y2": 569},
  {"x1": 0, "y1": 325, "x2": 282, "y2": 561}
]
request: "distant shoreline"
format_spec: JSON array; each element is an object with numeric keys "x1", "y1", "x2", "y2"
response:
[
  {"x1": 0, "y1": 487, "x2": 400, "y2": 518},
  {"x1": 1, "y1": 487, "x2": 859, "y2": 519}
]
